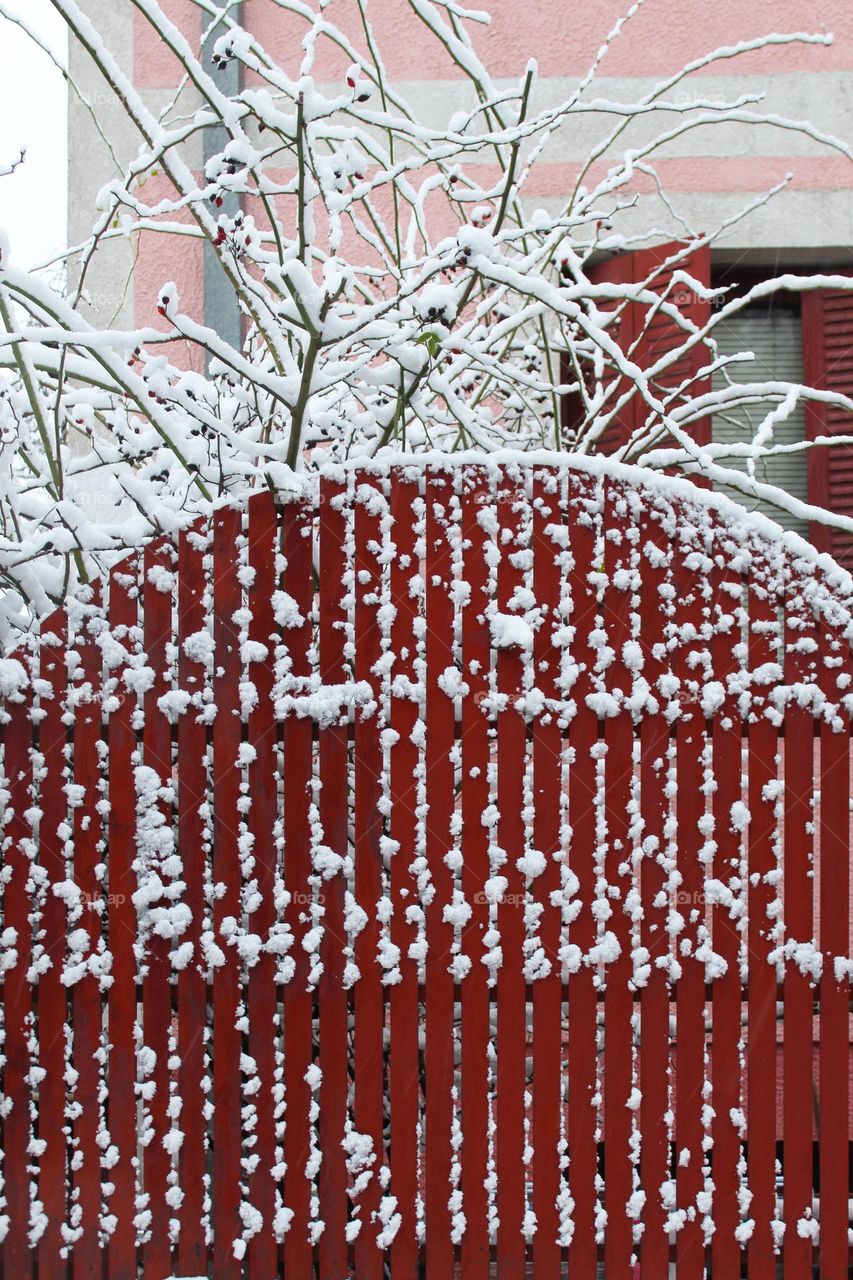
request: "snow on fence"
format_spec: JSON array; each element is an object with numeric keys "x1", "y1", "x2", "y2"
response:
[{"x1": 0, "y1": 457, "x2": 851, "y2": 1278}]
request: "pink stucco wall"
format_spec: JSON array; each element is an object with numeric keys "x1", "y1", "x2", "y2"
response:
[
  {"x1": 129, "y1": 1, "x2": 853, "y2": 330},
  {"x1": 135, "y1": 0, "x2": 853, "y2": 85}
]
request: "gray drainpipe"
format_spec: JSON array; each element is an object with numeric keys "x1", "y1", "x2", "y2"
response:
[{"x1": 203, "y1": 3, "x2": 243, "y2": 362}]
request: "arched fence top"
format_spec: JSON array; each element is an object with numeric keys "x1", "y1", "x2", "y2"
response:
[
  {"x1": 2, "y1": 455, "x2": 853, "y2": 728},
  {"x1": 0, "y1": 456, "x2": 851, "y2": 1273}
]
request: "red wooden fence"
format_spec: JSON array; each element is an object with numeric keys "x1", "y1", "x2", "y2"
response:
[{"x1": 0, "y1": 459, "x2": 851, "y2": 1278}]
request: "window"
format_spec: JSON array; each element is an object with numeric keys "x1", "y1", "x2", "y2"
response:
[
  {"x1": 711, "y1": 293, "x2": 809, "y2": 539},
  {"x1": 564, "y1": 246, "x2": 853, "y2": 566}
]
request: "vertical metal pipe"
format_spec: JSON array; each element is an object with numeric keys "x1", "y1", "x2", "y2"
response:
[{"x1": 203, "y1": 2, "x2": 243, "y2": 360}]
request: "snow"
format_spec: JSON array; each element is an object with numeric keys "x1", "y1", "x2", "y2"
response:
[
  {"x1": 491, "y1": 612, "x2": 534, "y2": 650},
  {"x1": 181, "y1": 629, "x2": 215, "y2": 667},
  {"x1": 729, "y1": 801, "x2": 750, "y2": 834},
  {"x1": 0, "y1": 658, "x2": 27, "y2": 697},
  {"x1": 271, "y1": 591, "x2": 304, "y2": 630},
  {"x1": 274, "y1": 680, "x2": 374, "y2": 727}
]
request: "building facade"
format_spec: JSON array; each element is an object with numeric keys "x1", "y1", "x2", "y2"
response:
[{"x1": 68, "y1": 0, "x2": 853, "y2": 558}]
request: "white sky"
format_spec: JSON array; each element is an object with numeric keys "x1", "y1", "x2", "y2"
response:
[{"x1": 0, "y1": 2, "x2": 68, "y2": 271}]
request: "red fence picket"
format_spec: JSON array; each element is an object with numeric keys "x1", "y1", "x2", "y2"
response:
[
  {"x1": 72, "y1": 584, "x2": 104, "y2": 1280},
  {"x1": 783, "y1": 568, "x2": 818, "y2": 1278},
  {"x1": 424, "y1": 471, "x2": 457, "y2": 1274},
  {"x1": 107, "y1": 557, "x2": 141, "y2": 1280},
  {"x1": 495, "y1": 470, "x2": 528, "y2": 1277},
  {"x1": 530, "y1": 467, "x2": 563, "y2": 1275},
  {"x1": 602, "y1": 477, "x2": 636, "y2": 1276},
  {"x1": 37, "y1": 611, "x2": 68, "y2": 1277},
  {"x1": 637, "y1": 496, "x2": 671, "y2": 1280},
  {"x1": 176, "y1": 519, "x2": 209, "y2": 1279},
  {"x1": 459, "y1": 467, "x2": 492, "y2": 1280},
  {"x1": 245, "y1": 492, "x2": 279, "y2": 1280},
  {"x1": 142, "y1": 540, "x2": 174, "y2": 1280},
  {"x1": 388, "y1": 470, "x2": 421, "y2": 1278},
  {"x1": 317, "y1": 478, "x2": 350, "y2": 1277},
  {"x1": 3, "y1": 664, "x2": 33, "y2": 1280},
  {"x1": 566, "y1": 471, "x2": 601, "y2": 1280},
  {"x1": 673, "y1": 504, "x2": 706, "y2": 1280},
  {"x1": 211, "y1": 504, "x2": 244, "y2": 1280},
  {"x1": 281, "y1": 498, "x2": 316, "y2": 1280},
  {"x1": 747, "y1": 571, "x2": 779, "y2": 1280},
  {"x1": 709, "y1": 539, "x2": 747, "y2": 1279},
  {"x1": 818, "y1": 619, "x2": 851, "y2": 1276},
  {"x1": 352, "y1": 479, "x2": 386, "y2": 1277},
  {"x1": 1, "y1": 459, "x2": 852, "y2": 1278}
]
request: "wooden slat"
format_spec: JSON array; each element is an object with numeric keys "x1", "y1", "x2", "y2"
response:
[
  {"x1": 709, "y1": 552, "x2": 744, "y2": 1276},
  {"x1": 531, "y1": 467, "x2": 563, "y2": 1274},
  {"x1": 281, "y1": 497, "x2": 315, "y2": 1277},
  {"x1": 212, "y1": 504, "x2": 243, "y2": 1280},
  {"x1": 71, "y1": 587, "x2": 104, "y2": 1280},
  {"x1": 460, "y1": 466, "x2": 492, "y2": 1280},
  {"x1": 352, "y1": 478, "x2": 386, "y2": 1277},
  {"x1": 424, "y1": 469, "x2": 456, "y2": 1275},
  {"x1": 495, "y1": 469, "x2": 529, "y2": 1277},
  {"x1": 602, "y1": 478, "x2": 637, "y2": 1275},
  {"x1": 388, "y1": 469, "x2": 421, "y2": 1278},
  {"x1": 817, "y1": 623, "x2": 850, "y2": 1276},
  {"x1": 746, "y1": 570, "x2": 779, "y2": 1280},
  {"x1": 176, "y1": 521, "x2": 209, "y2": 1278},
  {"x1": 566, "y1": 472, "x2": 601, "y2": 1280},
  {"x1": 142, "y1": 538, "x2": 175, "y2": 1280},
  {"x1": 317, "y1": 476, "x2": 350, "y2": 1275},
  {"x1": 637, "y1": 498, "x2": 670, "y2": 1279},
  {"x1": 2, "y1": 663, "x2": 35, "y2": 1278},
  {"x1": 37, "y1": 611, "x2": 69, "y2": 1276},
  {"x1": 246, "y1": 493, "x2": 279, "y2": 1280},
  {"x1": 673, "y1": 508, "x2": 707, "y2": 1278},
  {"x1": 782, "y1": 574, "x2": 816, "y2": 1278},
  {"x1": 108, "y1": 560, "x2": 141, "y2": 1280}
]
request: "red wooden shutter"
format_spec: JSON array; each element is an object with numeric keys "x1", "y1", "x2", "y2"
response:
[
  {"x1": 583, "y1": 251, "x2": 638, "y2": 454},
  {"x1": 628, "y1": 241, "x2": 712, "y2": 450},
  {"x1": 803, "y1": 289, "x2": 853, "y2": 567},
  {"x1": 563, "y1": 242, "x2": 711, "y2": 455}
]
